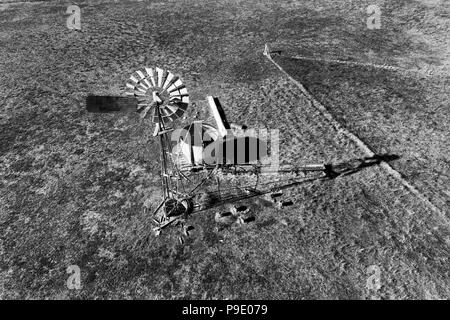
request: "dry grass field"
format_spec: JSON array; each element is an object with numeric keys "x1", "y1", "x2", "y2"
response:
[{"x1": 0, "y1": 0, "x2": 449, "y2": 299}]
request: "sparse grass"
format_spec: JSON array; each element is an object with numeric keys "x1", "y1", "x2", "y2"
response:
[
  {"x1": 273, "y1": 0, "x2": 450, "y2": 215},
  {"x1": 0, "y1": 0, "x2": 449, "y2": 299}
]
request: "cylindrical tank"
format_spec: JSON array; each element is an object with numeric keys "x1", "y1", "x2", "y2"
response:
[{"x1": 174, "y1": 121, "x2": 268, "y2": 166}]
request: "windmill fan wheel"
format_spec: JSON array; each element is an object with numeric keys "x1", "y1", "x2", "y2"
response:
[{"x1": 125, "y1": 67, "x2": 189, "y2": 124}]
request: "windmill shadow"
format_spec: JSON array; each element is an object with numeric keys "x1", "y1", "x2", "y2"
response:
[
  {"x1": 324, "y1": 154, "x2": 400, "y2": 179},
  {"x1": 193, "y1": 154, "x2": 400, "y2": 212}
]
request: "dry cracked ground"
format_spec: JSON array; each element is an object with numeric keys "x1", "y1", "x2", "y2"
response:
[{"x1": 0, "y1": 0, "x2": 449, "y2": 299}]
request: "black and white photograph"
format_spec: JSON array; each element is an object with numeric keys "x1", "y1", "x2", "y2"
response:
[{"x1": 0, "y1": 0, "x2": 449, "y2": 304}]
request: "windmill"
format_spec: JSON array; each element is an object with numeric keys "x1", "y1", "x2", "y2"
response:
[
  {"x1": 89, "y1": 65, "x2": 377, "y2": 238},
  {"x1": 125, "y1": 67, "x2": 194, "y2": 231},
  {"x1": 123, "y1": 66, "x2": 339, "y2": 236},
  {"x1": 86, "y1": 66, "x2": 398, "y2": 241}
]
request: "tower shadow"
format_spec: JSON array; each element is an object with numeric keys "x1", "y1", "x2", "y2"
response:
[{"x1": 193, "y1": 154, "x2": 400, "y2": 212}]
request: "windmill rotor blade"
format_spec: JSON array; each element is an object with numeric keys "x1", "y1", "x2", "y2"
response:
[
  {"x1": 136, "y1": 98, "x2": 148, "y2": 106},
  {"x1": 162, "y1": 73, "x2": 176, "y2": 90},
  {"x1": 156, "y1": 67, "x2": 167, "y2": 88},
  {"x1": 156, "y1": 67, "x2": 163, "y2": 87},
  {"x1": 145, "y1": 67, "x2": 157, "y2": 87},
  {"x1": 137, "y1": 82, "x2": 150, "y2": 91},
  {"x1": 161, "y1": 71, "x2": 168, "y2": 89},
  {"x1": 155, "y1": 100, "x2": 188, "y2": 123},
  {"x1": 166, "y1": 104, "x2": 179, "y2": 113},
  {"x1": 137, "y1": 102, "x2": 148, "y2": 111},
  {"x1": 168, "y1": 101, "x2": 188, "y2": 114},
  {"x1": 162, "y1": 104, "x2": 181, "y2": 120},
  {"x1": 136, "y1": 95, "x2": 148, "y2": 101},
  {"x1": 169, "y1": 95, "x2": 189, "y2": 104},
  {"x1": 169, "y1": 87, "x2": 188, "y2": 97},
  {"x1": 126, "y1": 83, "x2": 136, "y2": 90},
  {"x1": 172, "y1": 108, "x2": 186, "y2": 119},
  {"x1": 167, "y1": 79, "x2": 184, "y2": 93},
  {"x1": 160, "y1": 107, "x2": 172, "y2": 119},
  {"x1": 181, "y1": 96, "x2": 189, "y2": 104},
  {"x1": 127, "y1": 90, "x2": 146, "y2": 97},
  {"x1": 143, "y1": 78, "x2": 153, "y2": 89},
  {"x1": 136, "y1": 86, "x2": 147, "y2": 94},
  {"x1": 136, "y1": 70, "x2": 146, "y2": 79},
  {"x1": 169, "y1": 94, "x2": 188, "y2": 102}
]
